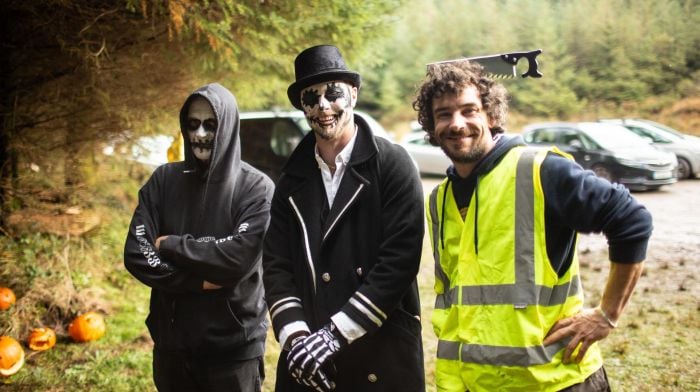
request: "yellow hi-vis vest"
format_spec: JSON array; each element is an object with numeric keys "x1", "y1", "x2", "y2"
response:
[
  {"x1": 167, "y1": 132, "x2": 185, "y2": 163},
  {"x1": 427, "y1": 146, "x2": 603, "y2": 391}
]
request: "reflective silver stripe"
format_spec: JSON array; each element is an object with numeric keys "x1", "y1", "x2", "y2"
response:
[
  {"x1": 323, "y1": 184, "x2": 365, "y2": 241},
  {"x1": 437, "y1": 338, "x2": 571, "y2": 366},
  {"x1": 429, "y1": 185, "x2": 452, "y2": 308},
  {"x1": 514, "y1": 148, "x2": 538, "y2": 307},
  {"x1": 434, "y1": 276, "x2": 580, "y2": 308},
  {"x1": 435, "y1": 293, "x2": 448, "y2": 309},
  {"x1": 289, "y1": 197, "x2": 316, "y2": 294}
]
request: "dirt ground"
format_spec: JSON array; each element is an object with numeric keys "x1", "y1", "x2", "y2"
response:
[{"x1": 419, "y1": 177, "x2": 700, "y2": 390}]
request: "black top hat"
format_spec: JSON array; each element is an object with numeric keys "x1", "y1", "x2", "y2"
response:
[{"x1": 287, "y1": 45, "x2": 361, "y2": 110}]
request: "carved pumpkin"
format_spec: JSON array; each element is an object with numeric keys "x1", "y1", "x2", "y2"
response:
[
  {"x1": 0, "y1": 287, "x2": 16, "y2": 311},
  {"x1": 68, "y1": 312, "x2": 105, "y2": 342},
  {"x1": 0, "y1": 336, "x2": 24, "y2": 377},
  {"x1": 27, "y1": 327, "x2": 56, "y2": 351}
]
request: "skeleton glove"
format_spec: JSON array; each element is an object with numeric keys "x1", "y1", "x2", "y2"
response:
[{"x1": 287, "y1": 322, "x2": 348, "y2": 390}]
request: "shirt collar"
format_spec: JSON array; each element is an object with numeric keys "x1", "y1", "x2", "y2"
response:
[{"x1": 314, "y1": 126, "x2": 358, "y2": 169}]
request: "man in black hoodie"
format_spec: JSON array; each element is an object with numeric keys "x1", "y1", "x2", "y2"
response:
[
  {"x1": 413, "y1": 61, "x2": 651, "y2": 391},
  {"x1": 124, "y1": 83, "x2": 274, "y2": 392}
]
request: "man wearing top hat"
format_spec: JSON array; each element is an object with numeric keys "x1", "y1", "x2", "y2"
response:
[{"x1": 262, "y1": 44, "x2": 426, "y2": 391}]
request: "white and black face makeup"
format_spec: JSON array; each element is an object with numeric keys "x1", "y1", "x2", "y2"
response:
[
  {"x1": 300, "y1": 81, "x2": 357, "y2": 141},
  {"x1": 185, "y1": 97, "x2": 217, "y2": 162}
]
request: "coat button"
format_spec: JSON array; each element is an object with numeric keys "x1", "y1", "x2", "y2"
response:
[
  {"x1": 367, "y1": 373, "x2": 378, "y2": 383},
  {"x1": 321, "y1": 272, "x2": 331, "y2": 282},
  {"x1": 356, "y1": 267, "x2": 363, "y2": 276}
]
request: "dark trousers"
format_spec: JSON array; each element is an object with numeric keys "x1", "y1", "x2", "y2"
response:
[
  {"x1": 153, "y1": 349, "x2": 264, "y2": 392},
  {"x1": 464, "y1": 366, "x2": 611, "y2": 392},
  {"x1": 559, "y1": 366, "x2": 611, "y2": 392}
]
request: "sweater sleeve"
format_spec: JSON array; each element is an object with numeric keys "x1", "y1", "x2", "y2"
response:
[
  {"x1": 339, "y1": 144, "x2": 425, "y2": 334},
  {"x1": 158, "y1": 176, "x2": 274, "y2": 287},
  {"x1": 541, "y1": 152, "x2": 653, "y2": 263},
  {"x1": 123, "y1": 170, "x2": 202, "y2": 293}
]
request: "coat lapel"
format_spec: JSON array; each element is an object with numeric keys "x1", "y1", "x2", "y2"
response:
[
  {"x1": 322, "y1": 167, "x2": 368, "y2": 240},
  {"x1": 321, "y1": 116, "x2": 377, "y2": 240},
  {"x1": 283, "y1": 114, "x2": 378, "y2": 246}
]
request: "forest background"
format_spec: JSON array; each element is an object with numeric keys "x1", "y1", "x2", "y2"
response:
[{"x1": 1, "y1": 0, "x2": 699, "y2": 390}]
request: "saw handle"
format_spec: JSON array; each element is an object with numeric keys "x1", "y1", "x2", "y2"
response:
[{"x1": 501, "y1": 49, "x2": 543, "y2": 78}]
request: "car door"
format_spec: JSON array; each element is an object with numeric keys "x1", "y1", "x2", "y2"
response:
[
  {"x1": 239, "y1": 117, "x2": 305, "y2": 182},
  {"x1": 551, "y1": 128, "x2": 594, "y2": 170}
]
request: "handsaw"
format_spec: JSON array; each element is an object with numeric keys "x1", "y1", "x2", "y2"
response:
[{"x1": 427, "y1": 49, "x2": 543, "y2": 79}]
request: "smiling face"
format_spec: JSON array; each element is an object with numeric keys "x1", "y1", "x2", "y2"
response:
[
  {"x1": 185, "y1": 97, "x2": 217, "y2": 163},
  {"x1": 432, "y1": 84, "x2": 495, "y2": 175},
  {"x1": 300, "y1": 81, "x2": 357, "y2": 141}
]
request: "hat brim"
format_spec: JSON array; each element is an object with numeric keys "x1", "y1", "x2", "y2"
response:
[{"x1": 287, "y1": 71, "x2": 361, "y2": 110}]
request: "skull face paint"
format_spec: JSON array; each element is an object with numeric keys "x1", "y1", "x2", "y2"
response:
[
  {"x1": 300, "y1": 81, "x2": 357, "y2": 141},
  {"x1": 186, "y1": 96, "x2": 217, "y2": 162}
]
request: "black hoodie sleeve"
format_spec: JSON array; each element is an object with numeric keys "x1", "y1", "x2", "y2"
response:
[
  {"x1": 124, "y1": 170, "x2": 202, "y2": 293},
  {"x1": 157, "y1": 174, "x2": 274, "y2": 287},
  {"x1": 541, "y1": 152, "x2": 653, "y2": 267}
]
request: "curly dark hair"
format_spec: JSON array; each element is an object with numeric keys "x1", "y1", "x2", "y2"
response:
[{"x1": 412, "y1": 61, "x2": 509, "y2": 146}]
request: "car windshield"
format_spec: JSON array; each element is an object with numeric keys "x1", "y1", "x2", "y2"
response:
[
  {"x1": 579, "y1": 123, "x2": 652, "y2": 149},
  {"x1": 627, "y1": 125, "x2": 680, "y2": 143},
  {"x1": 637, "y1": 119, "x2": 686, "y2": 138}
]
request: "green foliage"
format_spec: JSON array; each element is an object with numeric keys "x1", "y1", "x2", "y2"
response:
[
  {"x1": 365, "y1": 0, "x2": 700, "y2": 120},
  {"x1": 135, "y1": 0, "x2": 408, "y2": 109}
]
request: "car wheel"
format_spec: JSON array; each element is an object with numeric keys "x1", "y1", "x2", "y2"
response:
[
  {"x1": 677, "y1": 157, "x2": 691, "y2": 180},
  {"x1": 592, "y1": 164, "x2": 614, "y2": 183}
]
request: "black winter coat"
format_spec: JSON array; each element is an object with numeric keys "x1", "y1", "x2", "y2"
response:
[{"x1": 263, "y1": 114, "x2": 426, "y2": 392}]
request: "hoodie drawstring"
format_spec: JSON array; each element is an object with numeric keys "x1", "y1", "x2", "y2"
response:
[
  {"x1": 474, "y1": 177, "x2": 479, "y2": 255},
  {"x1": 440, "y1": 178, "x2": 450, "y2": 250},
  {"x1": 439, "y1": 177, "x2": 479, "y2": 255}
]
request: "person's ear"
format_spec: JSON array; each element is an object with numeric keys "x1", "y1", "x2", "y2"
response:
[{"x1": 350, "y1": 85, "x2": 358, "y2": 108}]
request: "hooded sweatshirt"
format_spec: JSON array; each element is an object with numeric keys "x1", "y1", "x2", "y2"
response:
[
  {"x1": 447, "y1": 134, "x2": 652, "y2": 276},
  {"x1": 124, "y1": 83, "x2": 274, "y2": 360}
]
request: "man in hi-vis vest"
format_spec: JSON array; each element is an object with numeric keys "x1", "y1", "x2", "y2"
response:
[{"x1": 412, "y1": 60, "x2": 650, "y2": 391}]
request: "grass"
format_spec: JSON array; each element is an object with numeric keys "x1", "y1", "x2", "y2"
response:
[
  {"x1": 5, "y1": 234, "x2": 697, "y2": 391},
  {"x1": 1, "y1": 170, "x2": 698, "y2": 391}
]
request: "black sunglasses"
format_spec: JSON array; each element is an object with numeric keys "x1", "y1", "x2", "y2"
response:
[{"x1": 186, "y1": 118, "x2": 217, "y2": 133}]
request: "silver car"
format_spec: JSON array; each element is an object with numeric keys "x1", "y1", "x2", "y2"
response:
[
  {"x1": 600, "y1": 118, "x2": 700, "y2": 179},
  {"x1": 400, "y1": 132, "x2": 453, "y2": 176}
]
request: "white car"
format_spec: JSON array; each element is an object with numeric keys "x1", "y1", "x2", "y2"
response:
[
  {"x1": 400, "y1": 132, "x2": 452, "y2": 176},
  {"x1": 102, "y1": 134, "x2": 176, "y2": 170}
]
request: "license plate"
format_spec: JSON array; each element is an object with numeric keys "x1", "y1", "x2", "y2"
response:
[{"x1": 653, "y1": 170, "x2": 672, "y2": 179}]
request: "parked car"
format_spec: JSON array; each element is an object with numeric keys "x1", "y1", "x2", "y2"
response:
[
  {"x1": 239, "y1": 110, "x2": 406, "y2": 182},
  {"x1": 599, "y1": 118, "x2": 700, "y2": 179},
  {"x1": 102, "y1": 134, "x2": 176, "y2": 170},
  {"x1": 400, "y1": 132, "x2": 452, "y2": 176},
  {"x1": 115, "y1": 110, "x2": 408, "y2": 182},
  {"x1": 522, "y1": 122, "x2": 678, "y2": 191}
]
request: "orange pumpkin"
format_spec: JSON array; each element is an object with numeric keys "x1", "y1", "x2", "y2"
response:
[
  {"x1": 0, "y1": 287, "x2": 16, "y2": 311},
  {"x1": 27, "y1": 327, "x2": 56, "y2": 351},
  {"x1": 68, "y1": 311, "x2": 106, "y2": 342},
  {"x1": 0, "y1": 336, "x2": 24, "y2": 377}
]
